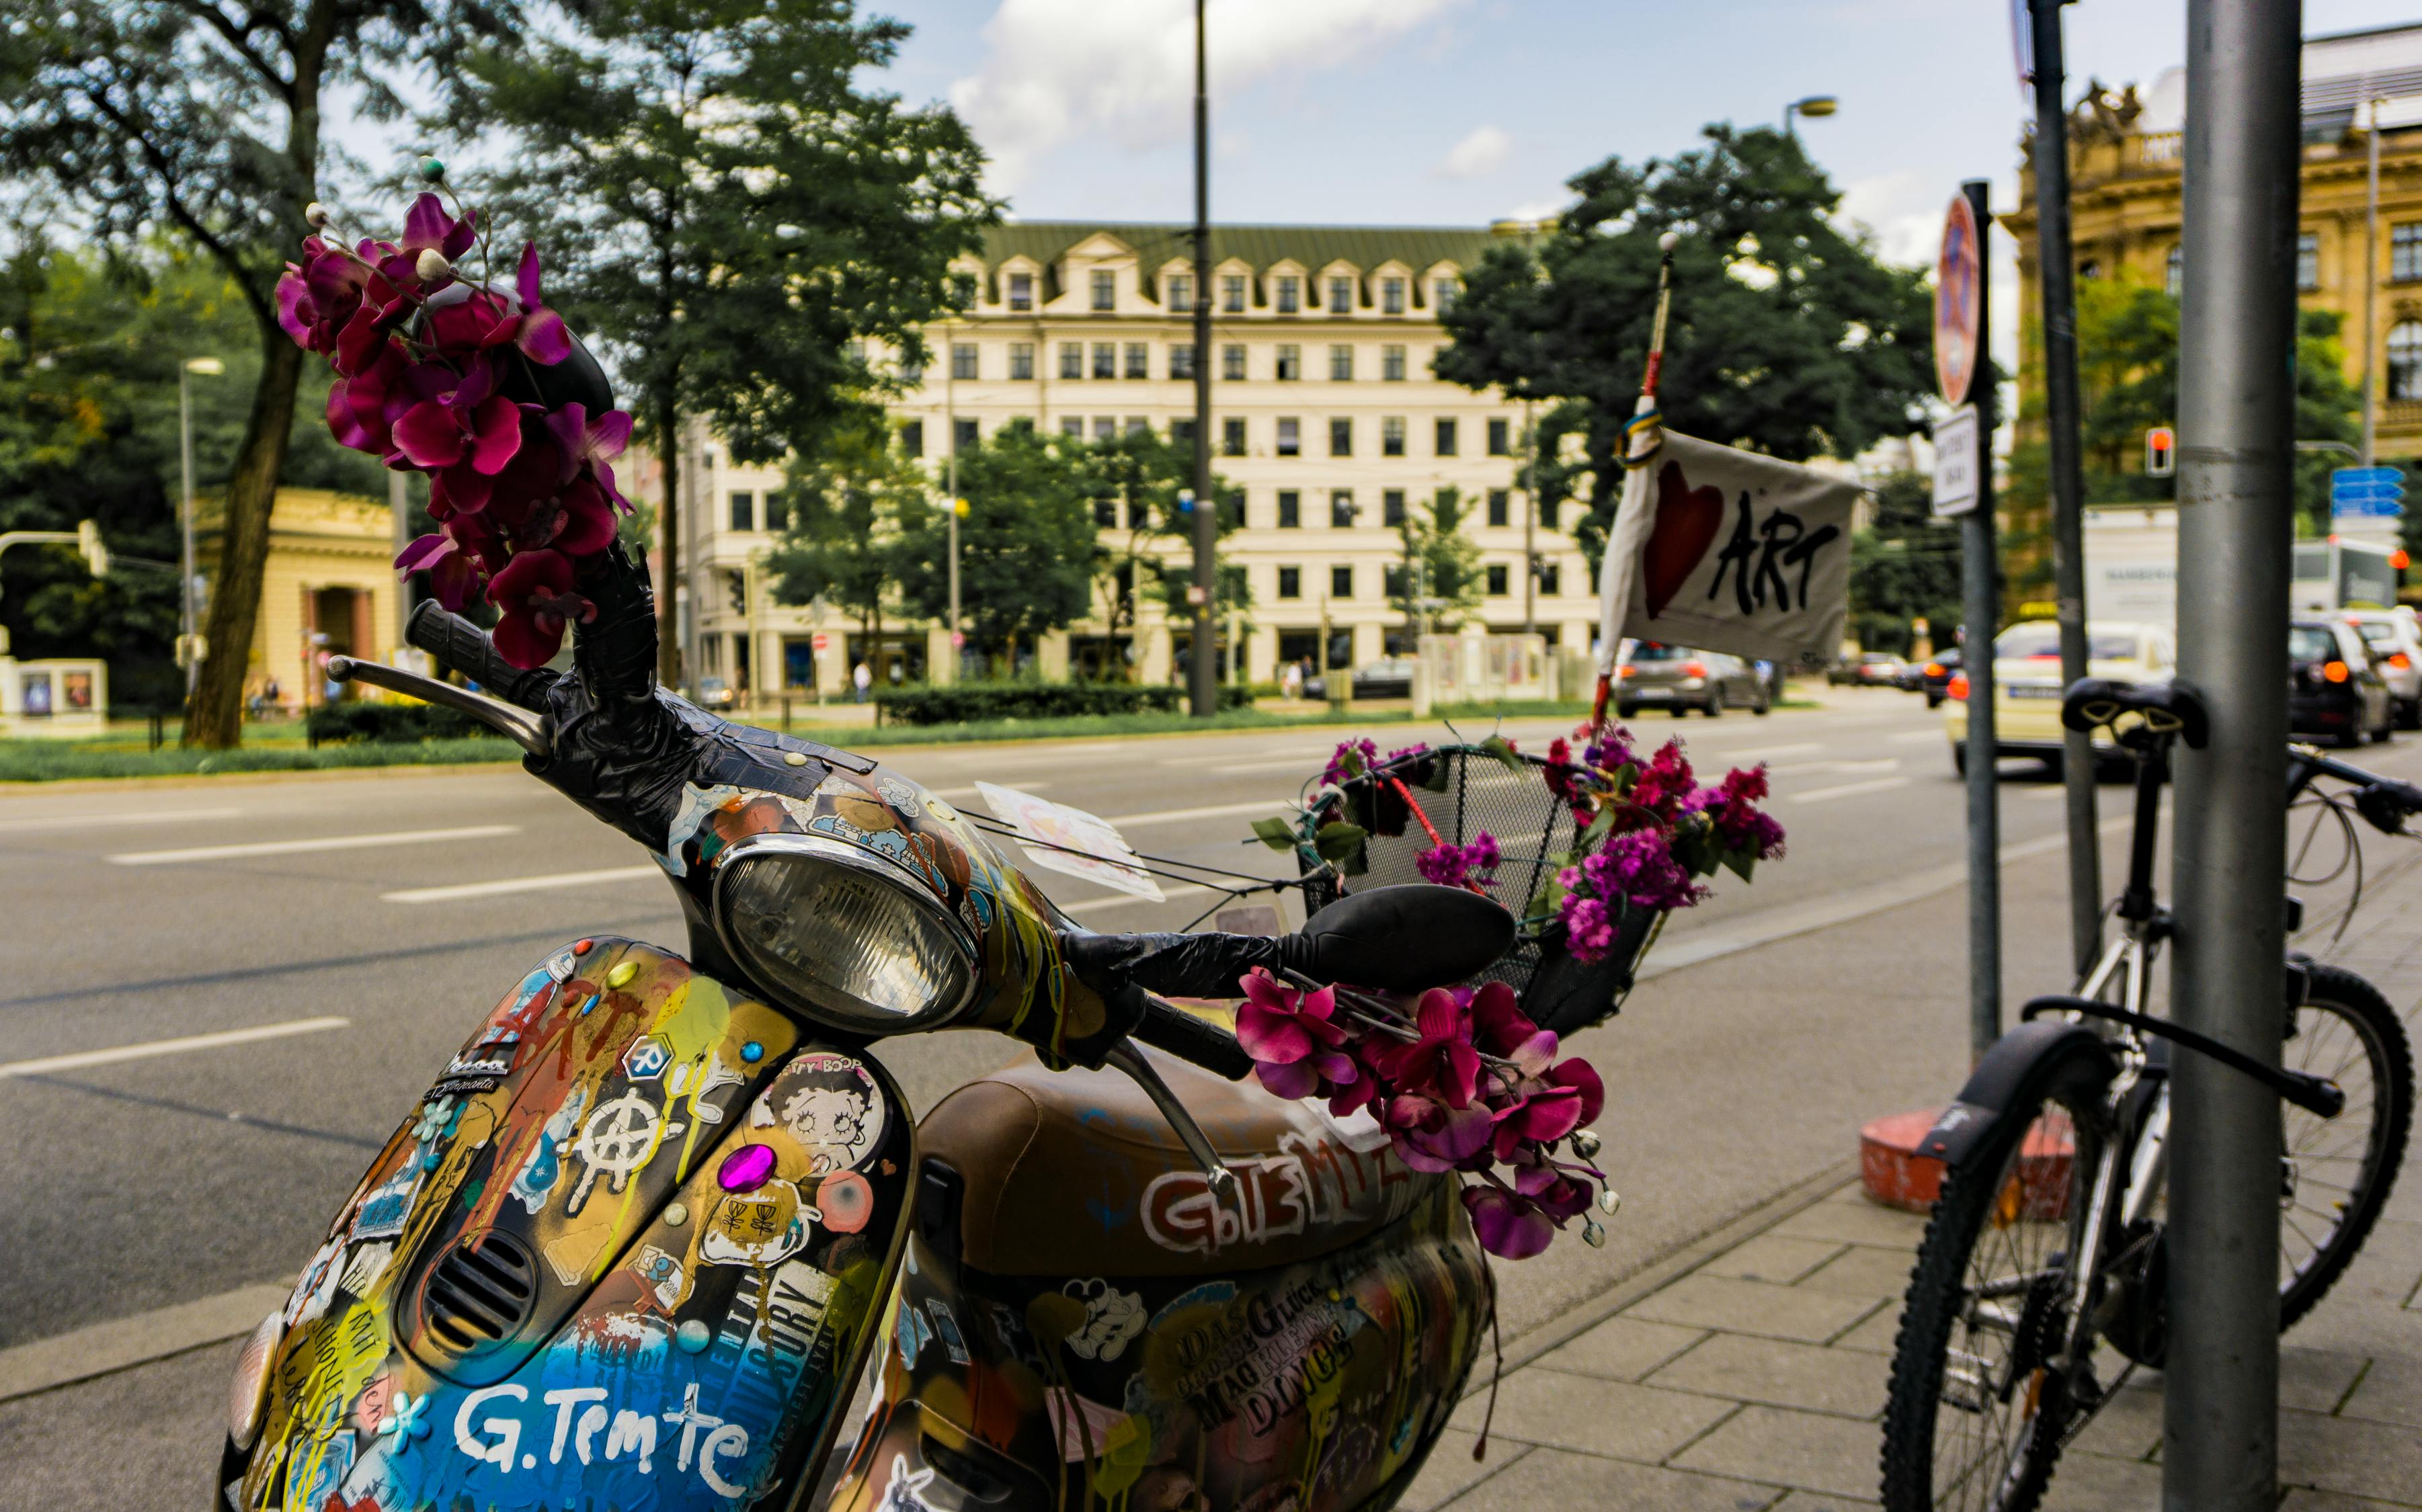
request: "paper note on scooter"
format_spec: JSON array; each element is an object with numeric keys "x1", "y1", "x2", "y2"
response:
[{"x1": 975, "y1": 782, "x2": 1164, "y2": 901}]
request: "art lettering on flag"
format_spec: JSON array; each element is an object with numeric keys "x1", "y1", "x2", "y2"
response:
[
  {"x1": 1596, "y1": 431, "x2": 1859, "y2": 667},
  {"x1": 975, "y1": 782, "x2": 1164, "y2": 900}
]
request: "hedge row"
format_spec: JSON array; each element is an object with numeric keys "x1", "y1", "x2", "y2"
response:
[
  {"x1": 873, "y1": 681, "x2": 1253, "y2": 725},
  {"x1": 305, "y1": 702, "x2": 489, "y2": 745}
]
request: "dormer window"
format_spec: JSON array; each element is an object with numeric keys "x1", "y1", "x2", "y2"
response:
[
  {"x1": 1382, "y1": 277, "x2": 1406, "y2": 315},
  {"x1": 1433, "y1": 276, "x2": 1459, "y2": 314},
  {"x1": 1168, "y1": 273, "x2": 1193, "y2": 312},
  {"x1": 1008, "y1": 272, "x2": 1034, "y2": 311},
  {"x1": 1223, "y1": 275, "x2": 1246, "y2": 312},
  {"x1": 1277, "y1": 276, "x2": 1301, "y2": 314},
  {"x1": 1091, "y1": 269, "x2": 1116, "y2": 310},
  {"x1": 1328, "y1": 276, "x2": 1353, "y2": 314}
]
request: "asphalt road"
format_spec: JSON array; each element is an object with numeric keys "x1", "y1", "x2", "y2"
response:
[{"x1": 6, "y1": 685, "x2": 2415, "y2": 1504}]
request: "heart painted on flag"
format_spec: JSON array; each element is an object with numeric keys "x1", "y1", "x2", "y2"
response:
[{"x1": 1642, "y1": 461, "x2": 1726, "y2": 618}]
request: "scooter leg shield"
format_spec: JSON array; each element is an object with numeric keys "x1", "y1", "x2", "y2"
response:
[{"x1": 224, "y1": 938, "x2": 916, "y2": 1512}]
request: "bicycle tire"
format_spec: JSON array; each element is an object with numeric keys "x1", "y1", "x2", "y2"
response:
[
  {"x1": 1880, "y1": 1040, "x2": 2112, "y2": 1512},
  {"x1": 2278, "y1": 963, "x2": 2413, "y2": 1327}
]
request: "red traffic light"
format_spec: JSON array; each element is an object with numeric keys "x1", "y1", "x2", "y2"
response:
[{"x1": 2145, "y1": 426, "x2": 2176, "y2": 478}]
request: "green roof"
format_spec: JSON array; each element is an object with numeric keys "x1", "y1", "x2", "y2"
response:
[{"x1": 972, "y1": 221, "x2": 1499, "y2": 309}]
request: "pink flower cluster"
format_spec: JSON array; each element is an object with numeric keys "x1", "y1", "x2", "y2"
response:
[
  {"x1": 1236, "y1": 970, "x2": 1610, "y2": 1259},
  {"x1": 276, "y1": 194, "x2": 636, "y2": 667},
  {"x1": 1415, "y1": 831, "x2": 1500, "y2": 890}
]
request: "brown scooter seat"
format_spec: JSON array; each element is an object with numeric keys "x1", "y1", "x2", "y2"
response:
[{"x1": 916, "y1": 1044, "x2": 1439, "y2": 1276}]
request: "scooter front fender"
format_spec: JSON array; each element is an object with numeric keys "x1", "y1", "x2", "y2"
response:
[{"x1": 227, "y1": 937, "x2": 915, "y2": 1512}]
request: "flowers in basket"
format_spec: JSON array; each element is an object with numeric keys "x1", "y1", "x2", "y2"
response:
[
  {"x1": 276, "y1": 175, "x2": 635, "y2": 667},
  {"x1": 1235, "y1": 968, "x2": 1614, "y2": 1260}
]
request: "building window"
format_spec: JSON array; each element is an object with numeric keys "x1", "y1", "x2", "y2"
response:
[
  {"x1": 729, "y1": 491, "x2": 755, "y2": 532},
  {"x1": 954, "y1": 417, "x2": 979, "y2": 451},
  {"x1": 2390, "y1": 321, "x2": 2422, "y2": 398},
  {"x1": 949, "y1": 271, "x2": 977, "y2": 308},
  {"x1": 1222, "y1": 343, "x2": 1246, "y2": 380},
  {"x1": 1125, "y1": 416, "x2": 1149, "y2": 437},
  {"x1": 1539, "y1": 494, "x2": 1558, "y2": 530},
  {"x1": 1092, "y1": 417, "x2": 1116, "y2": 442},
  {"x1": 1433, "y1": 276, "x2": 1459, "y2": 314},
  {"x1": 1277, "y1": 417, "x2": 1300, "y2": 456},
  {"x1": 1382, "y1": 277, "x2": 1405, "y2": 315},
  {"x1": 1328, "y1": 275, "x2": 1353, "y2": 314},
  {"x1": 1277, "y1": 276, "x2": 1301, "y2": 314},
  {"x1": 1383, "y1": 344, "x2": 1407, "y2": 382},
  {"x1": 1222, "y1": 417, "x2": 1246, "y2": 456},
  {"x1": 1127, "y1": 499, "x2": 1152, "y2": 529},
  {"x1": 1329, "y1": 343, "x2": 1354, "y2": 381},
  {"x1": 1277, "y1": 490, "x2": 1301, "y2": 528},
  {"x1": 2077, "y1": 259, "x2": 2100, "y2": 281},
  {"x1": 1383, "y1": 416, "x2": 1406, "y2": 456},
  {"x1": 1223, "y1": 274, "x2": 1246, "y2": 312},
  {"x1": 1537, "y1": 560, "x2": 1560, "y2": 595},
  {"x1": 951, "y1": 343, "x2": 977, "y2": 380},
  {"x1": 1222, "y1": 489, "x2": 1245, "y2": 528},
  {"x1": 1168, "y1": 273, "x2": 1193, "y2": 312},
  {"x1": 1170, "y1": 417, "x2": 1197, "y2": 448},
  {"x1": 899, "y1": 353, "x2": 924, "y2": 386},
  {"x1": 899, "y1": 420, "x2": 924, "y2": 457},
  {"x1": 2165, "y1": 245, "x2": 2183, "y2": 298},
  {"x1": 2298, "y1": 233, "x2": 2320, "y2": 292},
  {"x1": 764, "y1": 492, "x2": 789, "y2": 532},
  {"x1": 1330, "y1": 417, "x2": 1353, "y2": 456},
  {"x1": 1124, "y1": 342, "x2": 1149, "y2": 379},
  {"x1": 1091, "y1": 269, "x2": 1116, "y2": 310},
  {"x1": 1094, "y1": 498, "x2": 1117, "y2": 527},
  {"x1": 1488, "y1": 418, "x2": 1512, "y2": 456},
  {"x1": 1486, "y1": 563, "x2": 1509, "y2": 596},
  {"x1": 1170, "y1": 343, "x2": 1196, "y2": 380},
  {"x1": 1008, "y1": 271, "x2": 1034, "y2": 311},
  {"x1": 2396, "y1": 225, "x2": 2422, "y2": 282},
  {"x1": 1278, "y1": 566, "x2": 1301, "y2": 599},
  {"x1": 1060, "y1": 342, "x2": 1083, "y2": 380},
  {"x1": 1276, "y1": 345, "x2": 1301, "y2": 381},
  {"x1": 1487, "y1": 489, "x2": 1510, "y2": 527},
  {"x1": 1092, "y1": 342, "x2": 1116, "y2": 379},
  {"x1": 1332, "y1": 564, "x2": 1353, "y2": 599},
  {"x1": 1383, "y1": 488, "x2": 1406, "y2": 527},
  {"x1": 1061, "y1": 416, "x2": 1084, "y2": 437},
  {"x1": 1009, "y1": 342, "x2": 1034, "y2": 380},
  {"x1": 1330, "y1": 489, "x2": 1356, "y2": 528},
  {"x1": 1435, "y1": 417, "x2": 1459, "y2": 456}
]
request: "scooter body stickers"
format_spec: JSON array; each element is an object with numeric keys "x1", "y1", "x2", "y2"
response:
[{"x1": 235, "y1": 941, "x2": 914, "y2": 1511}]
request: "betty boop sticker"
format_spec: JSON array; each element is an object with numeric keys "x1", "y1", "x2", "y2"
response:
[{"x1": 752, "y1": 1051, "x2": 886, "y2": 1174}]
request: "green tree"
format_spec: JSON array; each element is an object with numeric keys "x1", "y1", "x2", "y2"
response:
[
  {"x1": 893, "y1": 426, "x2": 1094, "y2": 673},
  {"x1": 1389, "y1": 485, "x2": 1485, "y2": 635},
  {"x1": 1847, "y1": 471, "x2": 1964, "y2": 656},
  {"x1": 764, "y1": 418, "x2": 924, "y2": 660},
  {"x1": 442, "y1": 0, "x2": 995, "y2": 687},
  {"x1": 1437, "y1": 125, "x2": 1933, "y2": 577},
  {"x1": 0, "y1": 0, "x2": 512, "y2": 745}
]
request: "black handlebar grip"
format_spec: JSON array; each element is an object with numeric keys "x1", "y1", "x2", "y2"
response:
[
  {"x1": 1133, "y1": 997, "x2": 1255, "y2": 1081},
  {"x1": 406, "y1": 601, "x2": 557, "y2": 712}
]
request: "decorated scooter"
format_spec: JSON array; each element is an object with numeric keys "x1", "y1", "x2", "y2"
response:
[{"x1": 222, "y1": 191, "x2": 1626, "y2": 1512}]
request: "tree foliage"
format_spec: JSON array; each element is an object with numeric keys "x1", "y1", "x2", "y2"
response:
[
  {"x1": 440, "y1": 0, "x2": 995, "y2": 683},
  {"x1": 1847, "y1": 471, "x2": 1963, "y2": 656},
  {"x1": 1437, "y1": 124, "x2": 1934, "y2": 574},
  {"x1": 763, "y1": 417, "x2": 925, "y2": 653},
  {"x1": 1389, "y1": 486, "x2": 1484, "y2": 634},
  {"x1": 891, "y1": 426, "x2": 1096, "y2": 672}
]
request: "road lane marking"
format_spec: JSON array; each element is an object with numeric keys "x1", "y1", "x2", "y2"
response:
[
  {"x1": 1160, "y1": 747, "x2": 1333, "y2": 767},
  {"x1": 1060, "y1": 884, "x2": 1222, "y2": 915},
  {"x1": 1209, "y1": 757, "x2": 1329, "y2": 775},
  {"x1": 108, "y1": 825, "x2": 519, "y2": 866},
  {"x1": 1769, "y1": 757, "x2": 1898, "y2": 777},
  {"x1": 0, "y1": 806, "x2": 244, "y2": 833},
  {"x1": 1787, "y1": 775, "x2": 1914, "y2": 804},
  {"x1": 1102, "y1": 799, "x2": 1297, "y2": 827},
  {"x1": 1703, "y1": 743, "x2": 1824, "y2": 764},
  {"x1": 384, "y1": 865, "x2": 661, "y2": 903},
  {"x1": 0, "y1": 1282, "x2": 294, "y2": 1403},
  {"x1": 0, "y1": 1017, "x2": 350, "y2": 1079},
  {"x1": 1890, "y1": 729, "x2": 1949, "y2": 745}
]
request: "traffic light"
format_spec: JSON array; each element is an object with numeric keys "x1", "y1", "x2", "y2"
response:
[
  {"x1": 2145, "y1": 426, "x2": 2176, "y2": 478},
  {"x1": 76, "y1": 519, "x2": 108, "y2": 577}
]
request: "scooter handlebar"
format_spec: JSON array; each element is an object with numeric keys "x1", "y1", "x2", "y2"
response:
[
  {"x1": 406, "y1": 601, "x2": 560, "y2": 713},
  {"x1": 1132, "y1": 995, "x2": 1255, "y2": 1081}
]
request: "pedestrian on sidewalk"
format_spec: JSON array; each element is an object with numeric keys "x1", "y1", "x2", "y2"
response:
[{"x1": 852, "y1": 660, "x2": 873, "y2": 704}]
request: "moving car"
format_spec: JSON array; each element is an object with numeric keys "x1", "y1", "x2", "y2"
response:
[
  {"x1": 1615, "y1": 642, "x2": 1771, "y2": 717},
  {"x1": 1303, "y1": 657, "x2": 1418, "y2": 700},
  {"x1": 2290, "y1": 618, "x2": 2394, "y2": 747},
  {"x1": 2343, "y1": 610, "x2": 2422, "y2": 729},
  {"x1": 1832, "y1": 651, "x2": 1907, "y2": 687},
  {"x1": 1942, "y1": 620, "x2": 2175, "y2": 776},
  {"x1": 1892, "y1": 647, "x2": 1963, "y2": 706}
]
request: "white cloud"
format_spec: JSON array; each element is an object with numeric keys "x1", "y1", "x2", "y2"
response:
[
  {"x1": 1434, "y1": 124, "x2": 1512, "y2": 181},
  {"x1": 951, "y1": 0, "x2": 1467, "y2": 192},
  {"x1": 1837, "y1": 169, "x2": 1943, "y2": 269}
]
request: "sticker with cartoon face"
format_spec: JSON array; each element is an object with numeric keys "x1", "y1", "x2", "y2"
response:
[{"x1": 752, "y1": 1052, "x2": 886, "y2": 1175}]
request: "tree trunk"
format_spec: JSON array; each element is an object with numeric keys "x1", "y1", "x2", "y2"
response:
[
  {"x1": 656, "y1": 389, "x2": 681, "y2": 689},
  {"x1": 185, "y1": 333, "x2": 301, "y2": 747}
]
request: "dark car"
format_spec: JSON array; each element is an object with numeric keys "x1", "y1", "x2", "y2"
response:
[
  {"x1": 1303, "y1": 657, "x2": 1417, "y2": 701},
  {"x1": 2288, "y1": 619, "x2": 2393, "y2": 747},
  {"x1": 1615, "y1": 642, "x2": 1770, "y2": 718},
  {"x1": 1896, "y1": 647, "x2": 1962, "y2": 707}
]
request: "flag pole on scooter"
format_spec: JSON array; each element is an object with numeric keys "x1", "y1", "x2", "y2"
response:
[{"x1": 1589, "y1": 230, "x2": 1681, "y2": 734}]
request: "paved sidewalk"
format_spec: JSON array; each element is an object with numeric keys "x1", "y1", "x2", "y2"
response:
[{"x1": 1399, "y1": 841, "x2": 2422, "y2": 1510}]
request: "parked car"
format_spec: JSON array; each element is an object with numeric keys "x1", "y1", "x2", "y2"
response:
[
  {"x1": 694, "y1": 675, "x2": 737, "y2": 710},
  {"x1": 2343, "y1": 610, "x2": 2422, "y2": 729},
  {"x1": 2290, "y1": 618, "x2": 2394, "y2": 747},
  {"x1": 1615, "y1": 642, "x2": 1771, "y2": 718},
  {"x1": 1909, "y1": 647, "x2": 1963, "y2": 708},
  {"x1": 1303, "y1": 657, "x2": 1418, "y2": 700},
  {"x1": 1843, "y1": 652, "x2": 1907, "y2": 687},
  {"x1": 1942, "y1": 620, "x2": 2175, "y2": 776}
]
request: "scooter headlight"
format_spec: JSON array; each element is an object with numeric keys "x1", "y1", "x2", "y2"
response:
[
  {"x1": 713, "y1": 833, "x2": 977, "y2": 1032},
  {"x1": 227, "y1": 1310, "x2": 282, "y2": 1451}
]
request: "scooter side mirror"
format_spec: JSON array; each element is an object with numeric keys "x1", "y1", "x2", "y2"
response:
[{"x1": 1298, "y1": 884, "x2": 1516, "y2": 994}]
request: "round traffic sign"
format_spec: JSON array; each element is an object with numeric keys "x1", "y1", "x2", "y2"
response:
[
  {"x1": 811, "y1": 632, "x2": 830, "y2": 653},
  {"x1": 1936, "y1": 194, "x2": 1983, "y2": 406}
]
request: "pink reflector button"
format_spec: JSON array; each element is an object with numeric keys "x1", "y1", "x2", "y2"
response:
[{"x1": 717, "y1": 1144, "x2": 776, "y2": 1193}]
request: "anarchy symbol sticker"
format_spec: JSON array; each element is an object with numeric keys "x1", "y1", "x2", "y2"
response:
[{"x1": 569, "y1": 1089, "x2": 682, "y2": 1213}]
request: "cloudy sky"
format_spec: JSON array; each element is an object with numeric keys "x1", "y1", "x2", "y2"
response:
[{"x1": 873, "y1": 0, "x2": 2422, "y2": 359}]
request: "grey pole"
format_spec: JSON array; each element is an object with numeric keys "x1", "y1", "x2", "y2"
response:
[
  {"x1": 1962, "y1": 178, "x2": 2003, "y2": 1062},
  {"x1": 2027, "y1": 0, "x2": 2103, "y2": 977},
  {"x1": 946, "y1": 322, "x2": 961, "y2": 683},
  {"x1": 2362, "y1": 87, "x2": 2382, "y2": 467},
  {"x1": 2166, "y1": 1, "x2": 2298, "y2": 1506},
  {"x1": 177, "y1": 364, "x2": 200, "y2": 703},
  {"x1": 1186, "y1": 0, "x2": 1217, "y2": 715}
]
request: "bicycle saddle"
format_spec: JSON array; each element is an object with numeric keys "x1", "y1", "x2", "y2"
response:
[{"x1": 2062, "y1": 677, "x2": 2210, "y2": 749}]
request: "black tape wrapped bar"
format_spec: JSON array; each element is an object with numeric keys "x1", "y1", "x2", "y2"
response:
[
  {"x1": 406, "y1": 601, "x2": 560, "y2": 712},
  {"x1": 1133, "y1": 996, "x2": 1256, "y2": 1081}
]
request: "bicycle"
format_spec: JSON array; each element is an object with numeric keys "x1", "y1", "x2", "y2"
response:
[{"x1": 1879, "y1": 678, "x2": 2417, "y2": 1512}]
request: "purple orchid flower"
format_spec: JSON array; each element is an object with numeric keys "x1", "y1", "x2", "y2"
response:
[{"x1": 544, "y1": 403, "x2": 635, "y2": 513}]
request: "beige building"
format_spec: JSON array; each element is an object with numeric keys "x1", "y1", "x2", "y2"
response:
[
  {"x1": 200, "y1": 487, "x2": 401, "y2": 711},
  {"x1": 682, "y1": 221, "x2": 1582, "y2": 697}
]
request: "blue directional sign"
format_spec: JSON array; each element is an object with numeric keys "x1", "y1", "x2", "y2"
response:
[{"x1": 2333, "y1": 466, "x2": 2407, "y2": 519}]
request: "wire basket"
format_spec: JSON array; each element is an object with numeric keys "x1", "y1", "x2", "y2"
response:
[{"x1": 1296, "y1": 745, "x2": 1660, "y2": 1036}]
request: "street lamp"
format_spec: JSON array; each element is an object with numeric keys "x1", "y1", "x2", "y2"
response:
[
  {"x1": 1783, "y1": 94, "x2": 1839, "y2": 140},
  {"x1": 178, "y1": 356, "x2": 225, "y2": 702}
]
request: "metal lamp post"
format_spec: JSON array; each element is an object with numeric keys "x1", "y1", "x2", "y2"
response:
[
  {"x1": 1186, "y1": 0, "x2": 1217, "y2": 714},
  {"x1": 177, "y1": 357, "x2": 225, "y2": 706},
  {"x1": 1782, "y1": 94, "x2": 1839, "y2": 140}
]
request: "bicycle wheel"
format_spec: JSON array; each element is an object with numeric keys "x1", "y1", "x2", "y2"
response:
[
  {"x1": 1881, "y1": 1041, "x2": 2112, "y2": 1512},
  {"x1": 2279, "y1": 964, "x2": 2414, "y2": 1327}
]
